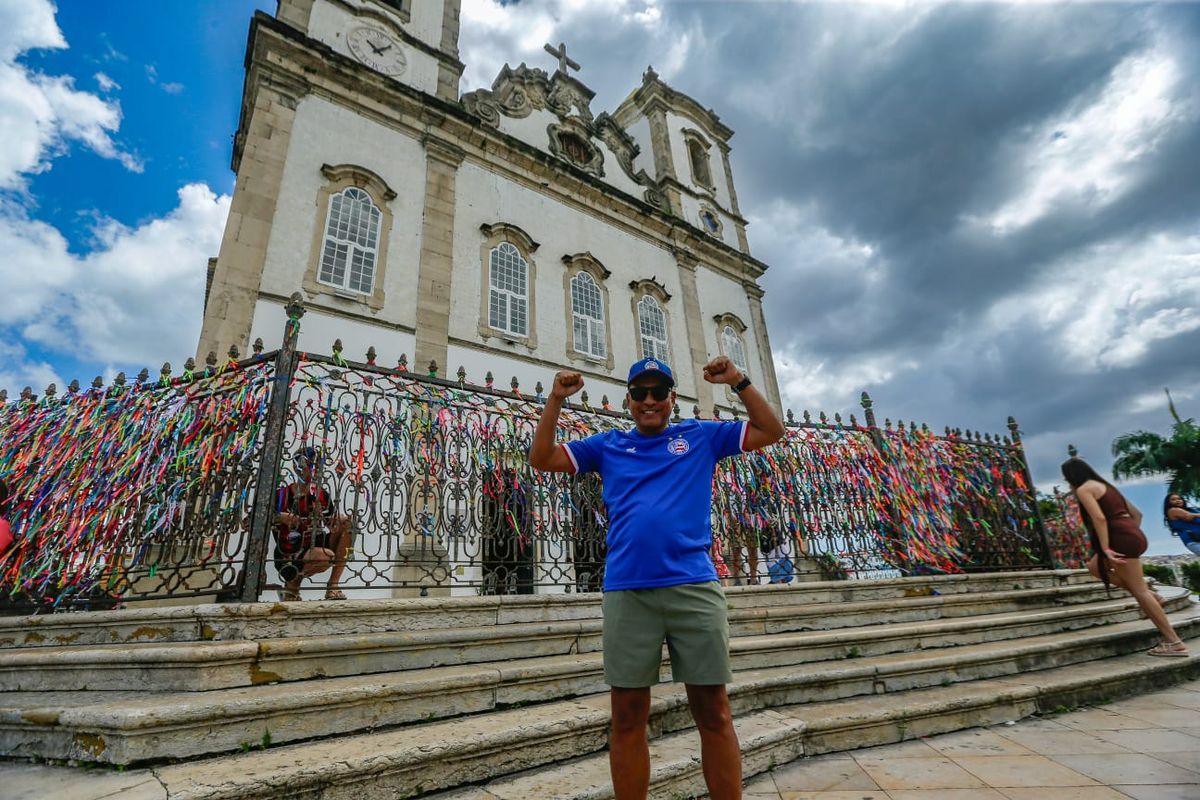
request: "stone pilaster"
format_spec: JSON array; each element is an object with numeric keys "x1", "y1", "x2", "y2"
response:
[
  {"x1": 197, "y1": 79, "x2": 303, "y2": 360},
  {"x1": 718, "y1": 141, "x2": 751, "y2": 254},
  {"x1": 647, "y1": 105, "x2": 682, "y2": 215},
  {"x1": 745, "y1": 282, "x2": 782, "y2": 416},
  {"x1": 414, "y1": 134, "x2": 465, "y2": 373},
  {"x1": 675, "y1": 252, "x2": 714, "y2": 416},
  {"x1": 438, "y1": 0, "x2": 464, "y2": 102}
]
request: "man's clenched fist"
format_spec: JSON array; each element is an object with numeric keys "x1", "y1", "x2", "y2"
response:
[
  {"x1": 551, "y1": 370, "x2": 585, "y2": 399},
  {"x1": 702, "y1": 356, "x2": 743, "y2": 386}
]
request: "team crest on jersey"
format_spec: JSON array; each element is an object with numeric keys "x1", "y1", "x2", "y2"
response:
[{"x1": 667, "y1": 438, "x2": 690, "y2": 455}]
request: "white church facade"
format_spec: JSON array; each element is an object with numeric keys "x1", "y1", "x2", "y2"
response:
[{"x1": 198, "y1": 0, "x2": 781, "y2": 417}]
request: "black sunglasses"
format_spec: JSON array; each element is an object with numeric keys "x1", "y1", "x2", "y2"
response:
[{"x1": 628, "y1": 384, "x2": 672, "y2": 402}]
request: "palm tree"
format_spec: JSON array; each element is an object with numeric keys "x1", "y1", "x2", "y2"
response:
[{"x1": 1111, "y1": 389, "x2": 1200, "y2": 498}]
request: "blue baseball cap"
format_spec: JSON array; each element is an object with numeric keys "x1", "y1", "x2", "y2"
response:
[{"x1": 627, "y1": 357, "x2": 675, "y2": 387}]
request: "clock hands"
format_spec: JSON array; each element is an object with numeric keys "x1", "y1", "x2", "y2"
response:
[{"x1": 368, "y1": 41, "x2": 392, "y2": 56}]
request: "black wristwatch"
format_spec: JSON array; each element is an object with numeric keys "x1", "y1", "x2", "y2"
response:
[{"x1": 731, "y1": 375, "x2": 752, "y2": 394}]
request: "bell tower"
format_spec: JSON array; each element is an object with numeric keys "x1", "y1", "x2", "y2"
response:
[{"x1": 275, "y1": 0, "x2": 463, "y2": 102}]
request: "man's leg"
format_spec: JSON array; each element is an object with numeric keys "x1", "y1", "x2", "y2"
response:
[
  {"x1": 685, "y1": 684, "x2": 741, "y2": 800},
  {"x1": 325, "y1": 516, "x2": 352, "y2": 592},
  {"x1": 609, "y1": 686, "x2": 651, "y2": 800}
]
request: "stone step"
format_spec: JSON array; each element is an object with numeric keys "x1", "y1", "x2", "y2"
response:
[
  {"x1": 0, "y1": 570, "x2": 1088, "y2": 649},
  {"x1": 0, "y1": 582, "x2": 1118, "y2": 693},
  {"x1": 141, "y1": 632, "x2": 1200, "y2": 800},
  {"x1": 2, "y1": 594, "x2": 1193, "y2": 765}
]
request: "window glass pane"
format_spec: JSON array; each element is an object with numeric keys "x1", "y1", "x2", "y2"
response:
[
  {"x1": 638, "y1": 296, "x2": 668, "y2": 361},
  {"x1": 321, "y1": 187, "x2": 380, "y2": 293},
  {"x1": 489, "y1": 243, "x2": 529, "y2": 335},
  {"x1": 489, "y1": 290, "x2": 506, "y2": 330},
  {"x1": 723, "y1": 326, "x2": 747, "y2": 371}
]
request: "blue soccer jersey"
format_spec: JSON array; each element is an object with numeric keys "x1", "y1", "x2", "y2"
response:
[{"x1": 563, "y1": 419, "x2": 748, "y2": 591}]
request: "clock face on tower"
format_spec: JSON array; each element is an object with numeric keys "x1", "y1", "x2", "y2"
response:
[{"x1": 347, "y1": 27, "x2": 407, "y2": 76}]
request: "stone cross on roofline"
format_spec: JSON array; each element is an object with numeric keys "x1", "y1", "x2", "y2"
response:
[{"x1": 544, "y1": 41, "x2": 580, "y2": 74}]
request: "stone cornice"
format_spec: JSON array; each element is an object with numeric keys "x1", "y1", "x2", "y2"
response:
[{"x1": 241, "y1": 13, "x2": 768, "y2": 285}]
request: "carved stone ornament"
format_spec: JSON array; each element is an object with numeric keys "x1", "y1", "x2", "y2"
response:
[
  {"x1": 548, "y1": 122, "x2": 604, "y2": 177},
  {"x1": 463, "y1": 63, "x2": 670, "y2": 211}
]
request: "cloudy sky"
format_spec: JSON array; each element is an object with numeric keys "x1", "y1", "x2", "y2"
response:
[{"x1": 1, "y1": 0, "x2": 1197, "y2": 553}]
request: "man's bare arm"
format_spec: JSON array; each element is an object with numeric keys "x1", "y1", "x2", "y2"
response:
[{"x1": 529, "y1": 371, "x2": 584, "y2": 473}]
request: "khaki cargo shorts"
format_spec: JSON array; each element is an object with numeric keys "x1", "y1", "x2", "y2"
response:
[{"x1": 601, "y1": 580, "x2": 732, "y2": 688}]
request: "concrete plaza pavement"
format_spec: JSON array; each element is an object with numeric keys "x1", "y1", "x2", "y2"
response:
[{"x1": 734, "y1": 677, "x2": 1200, "y2": 800}]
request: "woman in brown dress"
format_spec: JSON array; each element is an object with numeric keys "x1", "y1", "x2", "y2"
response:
[{"x1": 1061, "y1": 458, "x2": 1187, "y2": 657}]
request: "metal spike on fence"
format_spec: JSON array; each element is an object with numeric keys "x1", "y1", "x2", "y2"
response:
[
  {"x1": 428, "y1": 360, "x2": 438, "y2": 378},
  {"x1": 92, "y1": 376, "x2": 104, "y2": 390},
  {"x1": 68, "y1": 379, "x2": 80, "y2": 394},
  {"x1": 114, "y1": 372, "x2": 127, "y2": 389},
  {"x1": 136, "y1": 368, "x2": 149, "y2": 384},
  {"x1": 228, "y1": 344, "x2": 240, "y2": 362},
  {"x1": 397, "y1": 353, "x2": 408, "y2": 372},
  {"x1": 1003, "y1": 435, "x2": 1012, "y2": 445},
  {"x1": 673, "y1": 403, "x2": 681, "y2": 421},
  {"x1": 1067, "y1": 443, "x2": 1077, "y2": 456},
  {"x1": 0, "y1": 389, "x2": 6, "y2": 404},
  {"x1": 160, "y1": 362, "x2": 172, "y2": 385},
  {"x1": 205, "y1": 351, "x2": 218, "y2": 373},
  {"x1": 485, "y1": 371, "x2": 493, "y2": 388},
  {"x1": 850, "y1": 413, "x2": 858, "y2": 427},
  {"x1": 786, "y1": 408, "x2": 795, "y2": 424},
  {"x1": 884, "y1": 418, "x2": 892, "y2": 430},
  {"x1": 819, "y1": 411, "x2": 828, "y2": 424},
  {"x1": 510, "y1": 375, "x2": 519, "y2": 392},
  {"x1": 713, "y1": 407, "x2": 721, "y2": 419},
  {"x1": 366, "y1": 346, "x2": 377, "y2": 366},
  {"x1": 693, "y1": 404, "x2": 701, "y2": 418},
  {"x1": 21, "y1": 387, "x2": 33, "y2": 402},
  {"x1": 732, "y1": 407, "x2": 740, "y2": 420},
  {"x1": 580, "y1": 390, "x2": 589, "y2": 406},
  {"x1": 44, "y1": 383, "x2": 57, "y2": 400},
  {"x1": 253, "y1": 337, "x2": 264, "y2": 356},
  {"x1": 601, "y1": 394, "x2": 610, "y2": 410},
  {"x1": 803, "y1": 409, "x2": 811, "y2": 423},
  {"x1": 921, "y1": 422, "x2": 929, "y2": 434},
  {"x1": 910, "y1": 421, "x2": 918, "y2": 433},
  {"x1": 896, "y1": 418, "x2": 904, "y2": 431},
  {"x1": 622, "y1": 395, "x2": 629, "y2": 411},
  {"x1": 834, "y1": 412, "x2": 843, "y2": 425},
  {"x1": 535, "y1": 381, "x2": 544, "y2": 400},
  {"x1": 457, "y1": 366, "x2": 466, "y2": 386}
]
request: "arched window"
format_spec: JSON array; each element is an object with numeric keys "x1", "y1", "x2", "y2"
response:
[
  {"x1": 684, "y1": 130, "x2": 713, "y2": 189},
  {"x1": 489, "y1": 242, "x2": 528, "y2": 337},
  {"x1": 318, "y1": 187, "x2": 380, "y2": 294},
  {"x1": 571, "y1": 271, "x2": 606, "y2": 359},
  {"x1": 722, "y1": 325, "x2": 747, "y2": 372},
  {"x1": 637, "y1": 295, "x2": 669, "y2": 363}
]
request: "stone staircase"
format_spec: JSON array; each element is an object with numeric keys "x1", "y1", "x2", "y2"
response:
[{"x1": 0, "y1": 570, "x2": 1196, "y2": 799}]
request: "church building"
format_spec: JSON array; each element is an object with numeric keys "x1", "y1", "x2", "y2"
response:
[{"x1": 198, "y1": 0, "x2": 781, "y2": 416}]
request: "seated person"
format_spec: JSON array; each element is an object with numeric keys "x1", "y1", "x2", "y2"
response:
[
  {"x1": 1164, "y1": 493, "x2": 1200, "y2": 556},
  {"x1": 274, "y1": 447, "x2": 352, "y2": 600}
]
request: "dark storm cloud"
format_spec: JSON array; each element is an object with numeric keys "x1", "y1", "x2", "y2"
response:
[{"x1": 460, "y1": 1, "x2": 1200, "y2": 489}]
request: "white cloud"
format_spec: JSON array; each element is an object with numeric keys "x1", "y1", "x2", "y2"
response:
[
  {"x1": 0, "y1": 183, "x2": 231, "y2": 374},
  {"x1": 0, "y1": 341, "x2": 61, "y2": 400},
  {"x1": 984, "y1": 232, "x2": 1200, "y2": 372},
  {"x1": 0, "y1": 0, "x2": 140, "y2": 188},
  {"x1": 94, "y1": 71, "x2": 119, "y2": 92},
  {"x1": 981, "y1": 50, "x2": 1190, "y2": 233}
]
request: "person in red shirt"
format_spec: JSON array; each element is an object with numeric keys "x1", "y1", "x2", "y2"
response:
[{"x1": 273, "y1": 447, "x2": 352, "y2": 600}]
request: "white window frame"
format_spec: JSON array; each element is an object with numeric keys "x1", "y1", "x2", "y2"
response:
[
  {"x1": 488, "y1": 242, "x2": 529, "y2": 338},
  {"x1": 317, "y1": 187, "x2": 381, "y2": 295},
  {"x1": 571, "y1": 271, "x2": 606, "y2": 359},
  {"x1": 637, "y1": 294, "x2": 670, "y2": 363}
]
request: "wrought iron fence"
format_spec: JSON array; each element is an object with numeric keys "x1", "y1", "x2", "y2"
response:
[{"x1": 0, "y1": 294, "x2": 1056, "y2": 610}]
